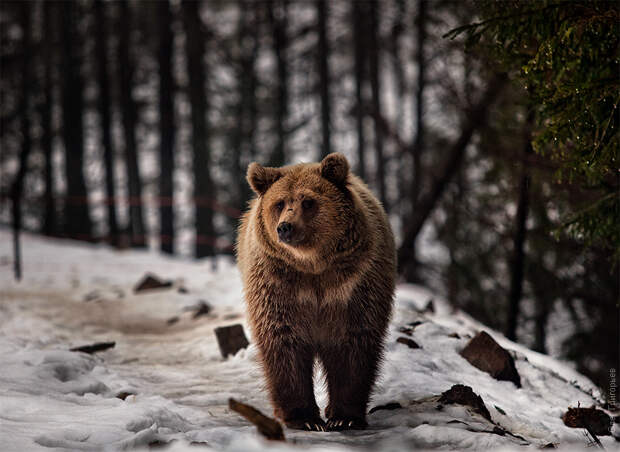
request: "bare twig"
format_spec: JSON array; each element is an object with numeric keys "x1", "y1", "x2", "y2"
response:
[{"x1": 228, "y1": 398, "x2": 285, "y2": 441}]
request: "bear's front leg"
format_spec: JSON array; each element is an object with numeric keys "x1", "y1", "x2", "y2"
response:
[
  {"x1": 257, "y1": 336, "x2": 325, "y2": 431},
  {"x1": 319, "y1": 332, "x2": 384, "y2": 431}
]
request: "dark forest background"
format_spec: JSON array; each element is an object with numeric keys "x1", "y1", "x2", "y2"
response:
[{"x1": 0, "y1": 0, "x2": 618, "y2": 400}]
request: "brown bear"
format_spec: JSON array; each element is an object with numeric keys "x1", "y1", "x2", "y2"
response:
[{"x1": 236, "y1": 153, "x2": 396, "y2": 432}]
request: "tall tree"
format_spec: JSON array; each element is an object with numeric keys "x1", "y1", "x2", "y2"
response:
[
  {"x1": 351, "y1": 0, "x2": 366, "y2": 179},
  {"x1": 398, "y1": 73, "x2": 506, "y2": 279},
  {"x1": 158, "y1": 0, "x2": 175, "y2": 255},
  {"x1": 402, "y1": 0, "x2": 428, "y2": 278},
  {"x1": 390, "y1": 0, "x2": 407, "y2": 215},
  {"x1": 368, "y1": 0, "x2": 386, "y2": 207},
  {"x1": 268, "y1": 0, "x2": 289, "y2": 167},
  {"x1": 448, "y1": 0, "x2": 619, "y2": 256},
  {"x1": 60, "y1": 1, "x2": 92, "y2": 241},
  {"x1": 182, "y1": 0, "x2": 216, "y2": 258},
  {"x1": 40, "y1": 1, "x2": 56, "y2": 237},
  {"x1": 411, "y1": 0, "x2": 427, "y2": 216},
  {"x1": 118, "y1": 0, "x2": 147, "y2": 247},
  {"x1": 506, "y1": 113, "x2": 533, "y2": 341},
  {"x1": 317, "y1": 0, "x2": 331, "y2": 159},
  {"x1": 94, "y1": 0, "x2": 119, "y2": 246},
  {"x1": 231, "y1": 2, "x2": 259, "y2": 214},
  {"x1": 10, "y1": 2, "x2": 33, "y2": 280}
]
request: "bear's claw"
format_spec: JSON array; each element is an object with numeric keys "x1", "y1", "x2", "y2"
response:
[
  {"x1": 326, "y1": 418, "x2": 367, "y2": 431},
  {"x1": 285, "y1": 418, "x2": 326, "y2": 432}
]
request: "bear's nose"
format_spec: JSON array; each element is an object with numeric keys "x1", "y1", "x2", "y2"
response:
[{"x1": 277, "y1": 222, "x2": 293, "y2": 243}]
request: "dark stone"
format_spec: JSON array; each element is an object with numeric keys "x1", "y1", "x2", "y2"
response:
[
  {"x1": 423, "y1": 299, "x2": 435, "y2": 313},
  {"x1": 398, "y1": 326, "x2": 413, "y2": 336},
  {"x1": 562, "y1": 406, "x2": 612, "y2": 436},
  {"x1": 215, "y1": 324, "x2": 249, "y2": 358},
  {"x1": 397, "y1": 337, "x2": 420, "y2": 349},
  {"x1": 439, "y1": 384, "x2": 492, "y2": 422},
  {"x1": 460, "y1": 331, "x2": 521, "y2": 387},
  {"x1": 70, "y1": 341, "x2": 115, "y2": 354},
  {"x1": 192, "y1": 300, "x2": 212, "y2": 319},
  {"x1": 134, "y1": 273, "x2": 173, "y2": 293},
  {"x1": 116, "y1": 391, "x2": 135, "y2": 400},
  {"x1": 368, "y1": 402, "x2": 402, "y2": 414}
]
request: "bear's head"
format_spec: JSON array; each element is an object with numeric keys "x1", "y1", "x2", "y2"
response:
[{"x1": 247, "y1": 153, "x2": 358, "y2": 264}]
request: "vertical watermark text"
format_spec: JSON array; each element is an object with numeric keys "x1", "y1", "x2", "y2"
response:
[{"x1": 609, "y1": 368, "x2": 616, "y2": 411}]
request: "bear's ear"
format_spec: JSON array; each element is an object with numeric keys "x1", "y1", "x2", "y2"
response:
[
  {"x1": 247, "y1": 162, "x2": 282, "y2": 195},
  {"x1": 320, "y1": 153, "x2": 349, "y2": 186}
]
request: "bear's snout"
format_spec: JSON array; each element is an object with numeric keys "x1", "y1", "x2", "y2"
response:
[{"x1": 277, "y1": 222, "x2": 294, "y2": 243}]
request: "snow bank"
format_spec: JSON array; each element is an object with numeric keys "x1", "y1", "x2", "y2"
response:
[{"x1": 0, "y1": 231, "x2": 616, "y2": 451}]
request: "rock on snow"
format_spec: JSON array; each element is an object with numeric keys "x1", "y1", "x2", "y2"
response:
[{"x1": 0, "y1": 230, "x2": 616, "y2": 451}]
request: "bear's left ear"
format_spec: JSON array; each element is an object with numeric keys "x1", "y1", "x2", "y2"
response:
[
  {"x1": 247, "y1": 162, "x2": 282, "y2": 195},
  {"x1": 320, "y1": 153, "x2": 349, "y2": 186}
]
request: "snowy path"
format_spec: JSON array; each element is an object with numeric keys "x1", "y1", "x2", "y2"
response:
[{"x1": 0, "y1": 231, "x2": 616, "y2": 451}]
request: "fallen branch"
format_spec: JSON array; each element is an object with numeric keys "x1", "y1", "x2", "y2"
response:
[
  {"x1": 228, "y1": 398, "x2": 285, "y2": 441},
  {"x1": 70, "y1": 341, "x2": 115, "y2": 354}
]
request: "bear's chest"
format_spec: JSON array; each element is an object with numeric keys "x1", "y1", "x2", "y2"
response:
[{"x1": 294, "y1": 274, "x2": 359, "y2": 344}]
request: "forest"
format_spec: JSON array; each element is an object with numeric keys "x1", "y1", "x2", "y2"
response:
[{"x1": 0, "y1": 0, "x2": 618, "y2": 405}]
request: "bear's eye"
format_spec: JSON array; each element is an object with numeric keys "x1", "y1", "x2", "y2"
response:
[
  {"x1": 275, "y1": 200, "x2": 285, "y2": 211},
  {"x1": 302, "y1": 199, "x2": 315, "y2": 210}
]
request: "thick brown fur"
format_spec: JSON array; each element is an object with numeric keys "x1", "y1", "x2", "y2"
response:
[{"x1": 236, "y1": 153, "x2": 396, "y2": 432}]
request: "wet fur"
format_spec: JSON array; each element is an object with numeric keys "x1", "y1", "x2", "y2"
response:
[{"x1": 236, "y1": 153, "x2": 396, "y2": 431}]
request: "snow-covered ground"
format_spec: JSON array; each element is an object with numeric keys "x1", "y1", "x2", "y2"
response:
[{"x1": 0, "y1": 230, "x2": 616, "y2": 451}]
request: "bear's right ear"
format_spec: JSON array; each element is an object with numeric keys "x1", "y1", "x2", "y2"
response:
[
  {"x1": 247, "y1": 162, "x2": 282, "y2": 195},
  {"x1": 320, "y1": 152, "x2": 349, "y2": 187}
]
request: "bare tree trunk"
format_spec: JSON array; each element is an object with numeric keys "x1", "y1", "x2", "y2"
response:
[
  {"x1": 533, "y1": 297, "x2": 550, "y2": 353},
  {"x1": 402, "y1": 0, "x2": 428, "y2": 280},
  {"x1": 94, "y1": 0, "x2": 119, "y2": 246},
  {"x1": 61, "y1": 1, "x2": 92, "y2": 241},
  {"x1": 11, "y1": 3, "x2": 32, "y2": 280},
  {"x1": 118, "y1": 0, "x2": 147, "y2": 248},
  {"x1": 506, "y1": 112, "x2": 534, "y2": 342},
  {"x1": 317, "y1": 0, "x2": 331, "y2": 159},
  {"x1": 232, "y1": 2, "x2": 259, "y2": 214},
  {"x1": 390, "y1": 0, "x2": 406, "y2": 216},
  {"x1": 158, "y1": 0, "x2": 175, "y2": 255},
  {"x1": 352, "y1": 0, "x2": 366, "y2": 179},
  {"x1": 368, "y1": 0, "x2": 386, "y2": 208},
  {"x1": 182, "y1": 0, "x2": 216, "y2": 258},
  {"x1": 398, "y1": 74, "x2": 506, "y2": 279},
  {"x1": 268, "y1": 0, "x2": 288, "y2": 167},
  {"x1": 411, "y1": 0, "x2": 427, "y2": 214},
  {"x1": 41, "y1": 1, "x2": 56, "y2": 237}
]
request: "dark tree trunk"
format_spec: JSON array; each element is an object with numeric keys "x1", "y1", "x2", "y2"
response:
[
  {"x1": 317, "y1": 0, "x2": 331, "y2": 159},
  {"x1": 182, "y1": 0, "x2": 216, "y2": 258},
  {"x1": 158, "y1": 0, "x2": 175, "y2": 255},
  {"x1": 506, "y1": 113, "x2": 534, "y2": 342},
  {"x1": 11, "y1": 3, "x2": 33, "y2": 280},
  {"x1": 533, "y1": 297, "x2": 550, "y2": 354},
  {"x1": 118, "y1": 0, "x2": 147, "y2": 248},
  {"x1": 94, "y1": 0, "x2": 119, "y2": 246},
  {"x1": 390, "y1": 0, "x2": 406, "y2": 216},
  {"x1": 60, "y1": 1, "x2": 92, "y2": 241},
  {"x1": 368, "y1": 0, "x2": 386, "y2": 208},
  {"x1": 232, "y1": 2, "x2": 259, "y2": 214},
  {"x1": 41, "y1": 1, "x2": 56, "y2": 237},
  {"x1": 411, "y1": 0, "x2": 427, "y2": 214},
  {"x1": 268, "y1": 0, "x2": 288, "y2": 167},
  {"x1": 398, "y1": 74, "x2": 506, "y2": 279},
  {"x1": 403, "y1": 0, "x2": 428, "y2": 280},
  {"x1": 352, "y1": 0, "x2": 366, "y2": 179}
]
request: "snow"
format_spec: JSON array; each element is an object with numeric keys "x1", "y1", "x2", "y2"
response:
[{"x1": 0, "y1": 230, "x2": 616, "y2": 451}]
